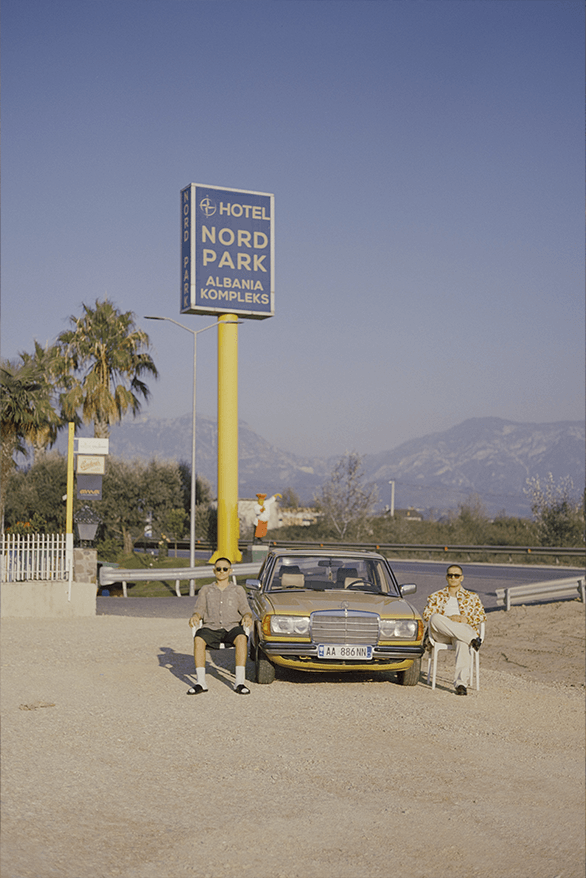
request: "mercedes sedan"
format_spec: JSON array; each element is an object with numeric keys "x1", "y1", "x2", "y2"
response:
[{"x1": 246, "y1": 549, "x2": 424, "y2": 685}]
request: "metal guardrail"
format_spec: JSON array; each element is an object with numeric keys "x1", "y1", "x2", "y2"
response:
[
  {"x1": 495, "y1": 576, "x2": 585, "y2": 611},
  {"x1": 134, "y1": 538, "x2": 585, "y2": 563},
  {"x1": 260, "y1": 541, "x2": 585, "y2": 561},
  {"x1": 99, "y1": 562, "x2": 261, "y2": 598}
]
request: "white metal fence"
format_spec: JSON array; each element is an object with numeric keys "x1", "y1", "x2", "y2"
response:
[{"x1": 0, "y1": 533, "x2": 68, "y2": 582}]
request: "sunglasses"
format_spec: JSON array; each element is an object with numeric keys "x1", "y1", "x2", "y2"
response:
[
  {"x1": 215, "y1": 566, "x2": 230, "y2": 572},
  {"x1": 447, "y1": 573, "x2": 462, "y2": 578}
]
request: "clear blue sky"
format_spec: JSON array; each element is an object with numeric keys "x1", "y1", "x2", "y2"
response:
[{"x1": 2, "y1": 0, "x2": 584, "y2": 458}]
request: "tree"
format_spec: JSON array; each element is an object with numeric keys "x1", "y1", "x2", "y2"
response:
[
  {"x1": 178, "y1": 461, "x2": 213, "y2": 513},
  {"x1": 163, "y1": 508, "x2": 187, "y2": 557},
  {"x1": 54, "y1": 299, "x2": 158, "y2": 438},
  {"x1": 1, "y1": 360, "x2": 61, "y2": 528},
  {"x1": 93, "y1": 458, "x2": 184, "y2": 555},
  {"x1": 280, "y1": 487, "x2": 300, "y2": 508},
  {"x1": 142, "y1": 459, "x2": 184, "y2": 543},
  {"x1": 94, "y1": 458, "x2": 146, "y2": 555},
  {"x1": 524, "y1": 474, "x2": 584, "y2": 547},
  {"x1": 452, "y1": 494, "x2": 489, "y2": 544},
  {"x1": 314, "y1": 452, "x2": 378, "y2": 540},
  {"x1": 3, "y1": 453, "x2": 67, "y2": 533},
  {"x1": 18, "y1": 342, "x2": 64, "y2": 459}
]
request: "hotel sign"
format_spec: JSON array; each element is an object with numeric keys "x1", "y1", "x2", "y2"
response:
[{"x1": 181, "y1": 183, "x2": 274, "y2": 319}]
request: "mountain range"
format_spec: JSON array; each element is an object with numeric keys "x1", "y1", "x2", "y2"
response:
[{"x1": 68, "y1": 414, "x2": 584, "y2": 519}]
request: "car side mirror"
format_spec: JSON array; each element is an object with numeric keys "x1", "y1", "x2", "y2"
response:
[
  {"x1": 400, "y1": 583, "x2": 417, "y2": 596},
  {"x1": 246, "y1": 579, "x2": 261, "y2": 590}
]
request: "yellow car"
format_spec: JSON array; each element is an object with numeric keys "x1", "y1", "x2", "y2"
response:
[{"x1": 246, "y1": 549, "x2": 424, "y2": 685}]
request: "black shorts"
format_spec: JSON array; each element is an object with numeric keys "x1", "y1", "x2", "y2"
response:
[{"x1": 195, "y1": 625, "x2": 246, "y2": 649}]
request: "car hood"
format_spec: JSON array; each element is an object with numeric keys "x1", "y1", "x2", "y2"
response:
[{"x1": 262, "y1": 590, "x2": 419, "y2": 618}]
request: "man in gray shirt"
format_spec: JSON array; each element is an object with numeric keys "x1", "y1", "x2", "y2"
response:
[{"x1": 188, "y1": 558, "x2": 253, "y2": 695}]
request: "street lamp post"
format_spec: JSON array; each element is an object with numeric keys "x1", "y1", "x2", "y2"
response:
[
  {"x1": 145, "y1": 316, "x2": 220, "y2": 596},
  {"x1": 388, "y1": 480, "x2": 395, "y2": 518}
]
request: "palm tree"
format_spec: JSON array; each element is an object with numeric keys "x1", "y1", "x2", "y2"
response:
[
  {"x1": 54, "y1": 299, "x2": 158, "y2": 438},
  {"x1": 18, "y1": 341, "x2": 64, "y2": 459},
  {"x1": 0, "y1": 359, "x2": 60, "y2": 528}
]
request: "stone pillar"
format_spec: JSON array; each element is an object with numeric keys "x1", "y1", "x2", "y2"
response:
[{"x1": 74, "y1": 548, "x2": 97, "y2": 584}]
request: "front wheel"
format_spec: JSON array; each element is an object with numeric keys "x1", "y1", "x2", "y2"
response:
[
  {"x1": 256, "y1": 650, "x2": 276, "y2": 685},
  {"x1": 396, "y1": 657, "x2": 421, "y2": 686}
]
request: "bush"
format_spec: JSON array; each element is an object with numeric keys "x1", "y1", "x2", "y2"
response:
[{"x1": 525, "y1": 475, "x2": 585, "y2": 547}]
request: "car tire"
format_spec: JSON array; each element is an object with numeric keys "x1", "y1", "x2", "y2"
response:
[
  {"x1": 396, "y1": 657, "x2": 421, "y2": 686},
  {"x1": 256, "y1": 650, "x2": 276, "y2": 685}
]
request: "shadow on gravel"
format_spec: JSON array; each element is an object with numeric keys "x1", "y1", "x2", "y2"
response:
[
  {"x1": 157, "y1": 647, "x2": 195, "y2": 687},
  {"x1": 157, "y1": 645, "x2": 256, "y2": 691},
  {"x1": 275, "y1": 666, "x2": 405, "y2": 686}
]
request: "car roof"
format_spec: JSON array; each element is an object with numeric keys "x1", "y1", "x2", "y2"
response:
[{"x1": 267, "y1": 548, "x2": 386, "y2": 561}]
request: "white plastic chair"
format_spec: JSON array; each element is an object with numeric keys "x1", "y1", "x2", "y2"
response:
[{"x1": 426, "y1": 621, "x2": 485, "y2": 691}]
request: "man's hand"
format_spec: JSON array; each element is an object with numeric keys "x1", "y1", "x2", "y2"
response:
[
  {"x1": 189, "y1": 613, "x2": 201, "y2": 629},
  {"x1": 449, "y1": 613, "x2": 467, "y2": 624},
  {"x1": 242, "y1": 613, "x2": 253, "y2": 629}
]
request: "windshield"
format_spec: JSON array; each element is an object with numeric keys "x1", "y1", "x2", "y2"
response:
[{"x1": 266, "y1": 556, "x2": 399, "y2": 595}]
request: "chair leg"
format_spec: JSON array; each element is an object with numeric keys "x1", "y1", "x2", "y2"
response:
[
  {"x1": 468, "y1": 648, "x2": 480, "y2": 691},
  {"x1": 431, "y1": 649, "x2": 438, "y2": 689}
]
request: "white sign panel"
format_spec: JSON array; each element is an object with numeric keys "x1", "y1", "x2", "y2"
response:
[
  {"x1": 74, "y1": 438, "x2": 109, "y2": 455},
  {"x1": 76, "y1": 455, "x2": 106, "y2": 475}
]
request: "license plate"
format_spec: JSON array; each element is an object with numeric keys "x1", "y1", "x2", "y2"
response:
[{"x1": 317, "y1": 644, "x2": 373, "y2": 660}]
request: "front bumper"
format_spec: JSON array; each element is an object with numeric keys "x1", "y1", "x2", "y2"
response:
[{"x1": 259, "y1": 640, "x2": 424, "y2": 672}]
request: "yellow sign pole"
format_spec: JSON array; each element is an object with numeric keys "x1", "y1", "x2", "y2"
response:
[
  {"x1": 66, "y1": 422, "x2": 75, "y2": 597},
  {"x1": 210, "y1": 314, "x2": 242, "y2": 564}
]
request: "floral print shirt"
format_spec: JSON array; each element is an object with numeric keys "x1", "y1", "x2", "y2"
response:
[{"x1": 423, "y1": 585, "x2": 487, "y2": 635}]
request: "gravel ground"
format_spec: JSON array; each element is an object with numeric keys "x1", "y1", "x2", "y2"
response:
[{"x1": 1, "y1": 599, "x2": 584, "y2": 878}]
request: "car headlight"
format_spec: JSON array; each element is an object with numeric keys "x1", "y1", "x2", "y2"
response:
[
  {"x1": 265, "y1": 615, "x2": 310, "y2": 636},
  {"x1": 379, "y1": 618, "x2": 419, "y2": 639}
]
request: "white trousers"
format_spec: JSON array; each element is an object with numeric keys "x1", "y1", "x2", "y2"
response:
[{"x1": 429, "y1": 613, "x2": 476, "y2": 687}]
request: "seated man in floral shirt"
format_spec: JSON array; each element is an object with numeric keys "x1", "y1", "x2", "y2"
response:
[{"x1": 422, "y1": 564, "x2": 486, "y2": 696}]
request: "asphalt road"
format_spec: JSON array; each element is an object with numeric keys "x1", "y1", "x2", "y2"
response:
[{"x1": 96, "y1": 560, "x2": 585, "y2": 617}]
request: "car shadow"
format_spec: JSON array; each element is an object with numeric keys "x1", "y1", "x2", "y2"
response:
[{"x1": 275, "y1": 666, "x2": 409, "y2": 686}]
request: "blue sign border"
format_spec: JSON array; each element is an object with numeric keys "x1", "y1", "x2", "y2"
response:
[{"x1": 181, "y1": 184, "x2": 274, "y2": 319}]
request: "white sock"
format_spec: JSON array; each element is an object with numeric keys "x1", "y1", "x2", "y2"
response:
[
  {"x1": 196, "y1": 668, "x2": 207, "y2": 690},
  {"x1": 235, "y1": 666, "x2": 245, "y2": 688}
]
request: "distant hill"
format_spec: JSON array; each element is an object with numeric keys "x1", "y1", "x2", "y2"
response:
[
  {"x1": 60, "y1": 415, "x2": 584, "y2": 518},
  {"x1": 363, "y1": 417, "x2": 585, "y2": 517}
]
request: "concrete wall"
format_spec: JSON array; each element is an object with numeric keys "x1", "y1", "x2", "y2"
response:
[{"x1": 0, "y1": 581, "x2": 96, "y2": 618}]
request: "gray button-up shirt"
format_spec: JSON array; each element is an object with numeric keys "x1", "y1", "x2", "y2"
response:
[{"x1": 193, "y1": 582, "x2": 252, "y2": 631}]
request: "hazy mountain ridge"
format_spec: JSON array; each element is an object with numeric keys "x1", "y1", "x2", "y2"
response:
[
  {"x1": 363, "y1": 418, "x2": 585, "y2": 516},
  {"x1": 69, "y1": 415, "x2": 584, "y2": 518}
]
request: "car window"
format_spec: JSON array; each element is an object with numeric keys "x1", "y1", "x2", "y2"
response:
[{"x1": 266, "y1": 557, "x2": 398, "y2": 595}]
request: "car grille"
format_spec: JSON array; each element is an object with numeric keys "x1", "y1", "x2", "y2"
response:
[{"x1": 310, "y1": 610, "x2": 379, "y2": 644}]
